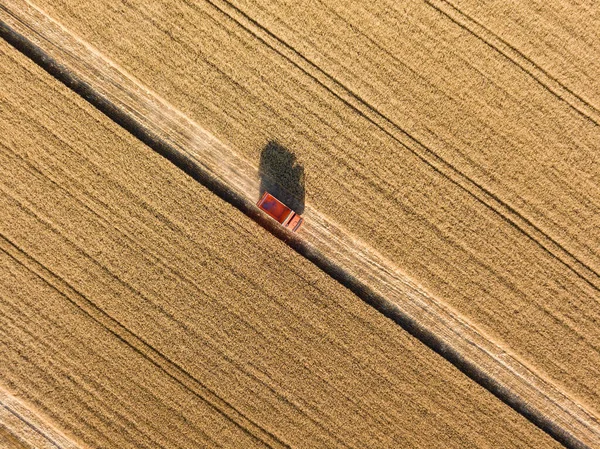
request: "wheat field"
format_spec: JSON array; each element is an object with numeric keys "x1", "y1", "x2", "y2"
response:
[{"x1": 1, "y1": 0, "x2": 598, "y2": 447}]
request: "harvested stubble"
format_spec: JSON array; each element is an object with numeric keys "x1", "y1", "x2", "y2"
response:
[
  {"x1": 0, "y1": 38, "x2": 561, "y2": 448},
  {"x1": 30, "y1": 0, "x2": 600, "y2": 421}
]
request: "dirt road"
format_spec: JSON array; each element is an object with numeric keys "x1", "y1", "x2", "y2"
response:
[
  {"x1": 3, "y1": 4, "x2": 594, "y2": 444},
  {"x1": 17, "y1": 0, "x2": 600, "y2": 432},
  {"x1": 0, "y1": 390, "x2": 80, "y2": 449},
  {"x1": 0, "y1": 38, "x2": 563, "y2": 448}
]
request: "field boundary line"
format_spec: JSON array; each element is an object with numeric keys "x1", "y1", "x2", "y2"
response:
[
  {"x1": 0, "y1": 1, "x2": 598, "y2": 448},
  {"x1": 202, "y1": 0, "x2": 600, "y2": 291}
]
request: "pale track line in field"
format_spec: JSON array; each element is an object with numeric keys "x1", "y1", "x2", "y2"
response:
[
  {"x1": 203, "y1": 0, "x2": 600, "y2": 292},
  {"x1": 0, "y1": 387, "x2": 81, "y2": 449},
  {"x1": 0, "y1": 1, "x2": 598, "y2": 448}
]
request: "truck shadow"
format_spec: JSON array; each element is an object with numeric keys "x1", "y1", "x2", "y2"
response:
[{"x1": 259, "y1": 141, "x2": 305, "y2": 214}]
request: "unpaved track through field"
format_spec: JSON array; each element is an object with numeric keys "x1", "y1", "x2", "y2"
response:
[
  {"x1": 14, "y1": 0, "x2": 600, "y2": 425},
  {"x1": 0, "y1": 37, "x2": 563, "y2": 448},
  {"x1": 0, "y1": 389, "x2": 80, "y2": 449},
  {"x1": 1, "y1": 0, "x2": 598, "y2": 447}
]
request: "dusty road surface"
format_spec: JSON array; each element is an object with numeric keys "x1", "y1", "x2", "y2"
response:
[
  {"x1": 20, "y1": 0, "x2": 600, "y2": 431},
  {"x1": 0, "y1": 390, "x2": 80, "y2": 449},
  {"x1": 0, "y1": 39, "x2": 564, "y2": 448}
]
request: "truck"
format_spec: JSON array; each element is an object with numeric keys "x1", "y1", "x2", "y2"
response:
[{"x1": 256, "y1": 192, "x2": 303, "y2": 232}]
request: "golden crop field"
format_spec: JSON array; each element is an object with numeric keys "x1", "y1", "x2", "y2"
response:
[{"x1": 0, "y1": 0, "x2": 598, "y2": 447}]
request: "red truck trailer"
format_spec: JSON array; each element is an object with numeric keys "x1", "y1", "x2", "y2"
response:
[{"x1": 256, "y1": 192, "x2": 303, "y2": 232}]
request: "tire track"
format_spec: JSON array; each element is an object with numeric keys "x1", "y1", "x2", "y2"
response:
[
  {"x1": 424, "y1": 0, "x2": 600, "y2": 127},
  {"x1": 0, "y1": 1, "x2": 598, "y2": 447},
  {"x1": 0, "y1": 388, "x2": 80, "y2": 449},
  {"x1": 0, "y1": 308, "x2": 180, "y2": 449}
]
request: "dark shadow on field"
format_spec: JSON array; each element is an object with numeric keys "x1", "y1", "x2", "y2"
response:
[{"x1": 259, "y1": 141, "x2": 305, "y2": 214}]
